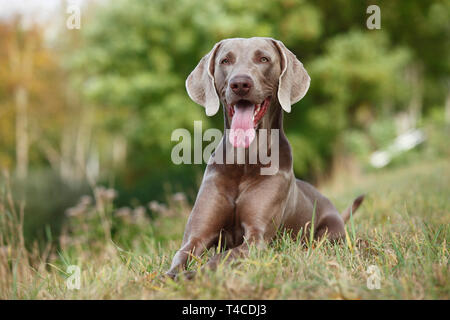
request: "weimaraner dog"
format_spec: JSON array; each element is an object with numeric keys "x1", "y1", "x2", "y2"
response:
[{"x1": 166, "y1": 37, "x2": 364, "y2": 278}]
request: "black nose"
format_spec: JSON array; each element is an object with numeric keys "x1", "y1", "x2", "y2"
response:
[{"x1": 229, "y1": 75, "x2": 253, "y2": 97}]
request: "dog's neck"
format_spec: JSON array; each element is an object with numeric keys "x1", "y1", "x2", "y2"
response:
[
  {"x1": 210, "y1": 100, "x2": 292, "y2": 173},
  {"x1": 260, "y1": 100, "x2": 284, "y2": 131}
]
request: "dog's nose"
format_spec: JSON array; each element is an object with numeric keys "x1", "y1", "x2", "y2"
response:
[{"x1": 229, "y1": 75, "x2": 253, "y2": 97}]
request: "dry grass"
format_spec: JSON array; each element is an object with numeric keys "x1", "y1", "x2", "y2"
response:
[{"x1": 0, "y1": 159, "x2": 449, "y2": 299}]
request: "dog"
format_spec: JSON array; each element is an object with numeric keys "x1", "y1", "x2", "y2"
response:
[{"x1": 166, "y1": 37, "x2": 364, "y2": 278}]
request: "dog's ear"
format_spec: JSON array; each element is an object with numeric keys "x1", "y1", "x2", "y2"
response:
[
  {"x1": 186, "y1": 42, "x2": 222, "y2": 116},
  {"x1": 272, "y1": 40, "x2": 310, "y2": 113}
]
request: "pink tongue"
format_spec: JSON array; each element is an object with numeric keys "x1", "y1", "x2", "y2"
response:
[{"x1": 229, "y1": 103, "x2": 255, "y2": 148}]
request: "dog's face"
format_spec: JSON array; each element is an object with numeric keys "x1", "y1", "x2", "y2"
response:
[
  {"x1": 186, "y1": 37, "x2": 310, "y2": 148},
  {"x1": 214, "y1": 38, "x2": 281, "y2": 127}
]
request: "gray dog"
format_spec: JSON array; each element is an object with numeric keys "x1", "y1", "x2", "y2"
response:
[{"x1": 167, "y1": 37, "x2": 364, "y2": 278}]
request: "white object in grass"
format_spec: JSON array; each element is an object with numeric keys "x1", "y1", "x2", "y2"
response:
[{"x1": 370, "y1": 129, "x2": 426, "y2": 168}]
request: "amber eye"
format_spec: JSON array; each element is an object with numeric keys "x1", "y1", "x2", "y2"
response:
[
  {"x1": 260, "y1": 57, "x2": 269, "y2": 63},
  {"x1": 220, "y1": 58, "x2": 230, "y2": 64}
]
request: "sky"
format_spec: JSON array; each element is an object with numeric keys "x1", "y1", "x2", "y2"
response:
[
  {"x1": 0, "y1": 0, "x2": 85, "y2": 27},
  {"x1": 0, "y1": 0, "x2": 62, "y2": 24}
]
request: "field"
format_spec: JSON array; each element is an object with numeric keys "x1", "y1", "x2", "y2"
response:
[{"x1": 0, "y1": 159, "x2": 449, "y2": 299}]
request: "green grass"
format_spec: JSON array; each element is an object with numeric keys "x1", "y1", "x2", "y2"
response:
[{"x1": 0, "y1": 159, "x2": 449, "y2": 299}]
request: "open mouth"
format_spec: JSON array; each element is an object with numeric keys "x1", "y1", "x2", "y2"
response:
[{"x1": 227, "y1": 96, "x2": 271, "y2": 148}]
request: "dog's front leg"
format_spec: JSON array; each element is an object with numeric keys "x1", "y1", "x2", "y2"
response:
[{"x1": 165, "y1": 169, "x2": 235, "y2": 278}]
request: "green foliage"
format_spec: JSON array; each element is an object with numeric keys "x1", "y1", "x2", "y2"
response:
[
  {"x1": 310, "y1": 30, "x2": 411, "y2": 114},
  {"x1": 287, "y1": 30, "x2": 411, "y2": 175},
  {"x1": 67, "y1": 0, "x2": 435, "y2": 199}
]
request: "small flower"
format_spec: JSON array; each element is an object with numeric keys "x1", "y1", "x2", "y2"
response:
[
  {"x1": 132, "y1": 206, "x2": 149, "y2": 224},
  {"x1": 172, "y1": 192, "x2": 187, "y2": 203},
  {"x1": 115, "y1": 207, "x2": 132, "y2": 218},
  {"x1": 148, "y1": 201, "x2": 168, "y2": 214},
  {"x1": 94, "y1": 186, "x2": 118, "y2": 204},
  {"x1": 104, "y1": 188, "x2": 118, "y2": 201},
  {"x1": 79, "y1": 195, "x2": 93, "y2": 206},
  {"x1": 65, "y1": 205, "x2": 86, "y2": 217}
]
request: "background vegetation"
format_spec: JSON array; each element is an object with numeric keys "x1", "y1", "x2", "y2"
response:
[{"x1": 0, "y1": 0, "x2": 448, "y2": 299}]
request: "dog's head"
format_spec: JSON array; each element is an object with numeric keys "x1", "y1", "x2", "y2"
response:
[{"x1": 186, "y1": 37, "x2": 310, "y2": 148}]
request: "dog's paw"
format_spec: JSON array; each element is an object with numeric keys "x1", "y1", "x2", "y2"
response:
[
  {"x1": 161, "y1": 270, "x2": 197, "y2": 282},
  {"x1": 175, "y1": 270, "x2": 197, "y2": 281}
]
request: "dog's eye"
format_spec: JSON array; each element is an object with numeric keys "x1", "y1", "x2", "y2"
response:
[
  {"x1": 260, "y1": 57, "x2": 269, "y2": 63},
  {"x1": 220, "y1": 58, "x2": 230, "y2": 65}
]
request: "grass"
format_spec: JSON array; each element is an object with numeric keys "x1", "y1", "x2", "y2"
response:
[{"x1": 0, "y1": 159, "x2": 449, "y2": 299}]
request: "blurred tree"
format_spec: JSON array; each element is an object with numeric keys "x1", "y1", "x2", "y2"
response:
[
  {"x1": 69, "y1": 0, "x2": 324, "y2": 201},
  {"x1": 382, "y1": 0, "x2": 449, "y2": 113},
  {"x1": 0, "y1": 18, "x2": 98, "y2": 184},
  {"x1": 0, "y1": 20, "x2": 92, "y2": 242},
  {"x1": 0, "y1": 20, "x2": 38, "y2": 180},
  {"x1": 64, "y1": 0, "x2": 448, "y2": 200}
]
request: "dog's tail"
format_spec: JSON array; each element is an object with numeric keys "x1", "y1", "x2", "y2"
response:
[{"x1": 341, "y1": 194, "x2": 365, "y2": 223}]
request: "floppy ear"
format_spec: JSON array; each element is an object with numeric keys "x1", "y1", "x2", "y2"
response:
[
  {"x1": 272, "y1": 40, "x2": 310, "y2": 113},
  {"x1": 185, "y1": 42, "x2": 221, "y2": 116}
]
